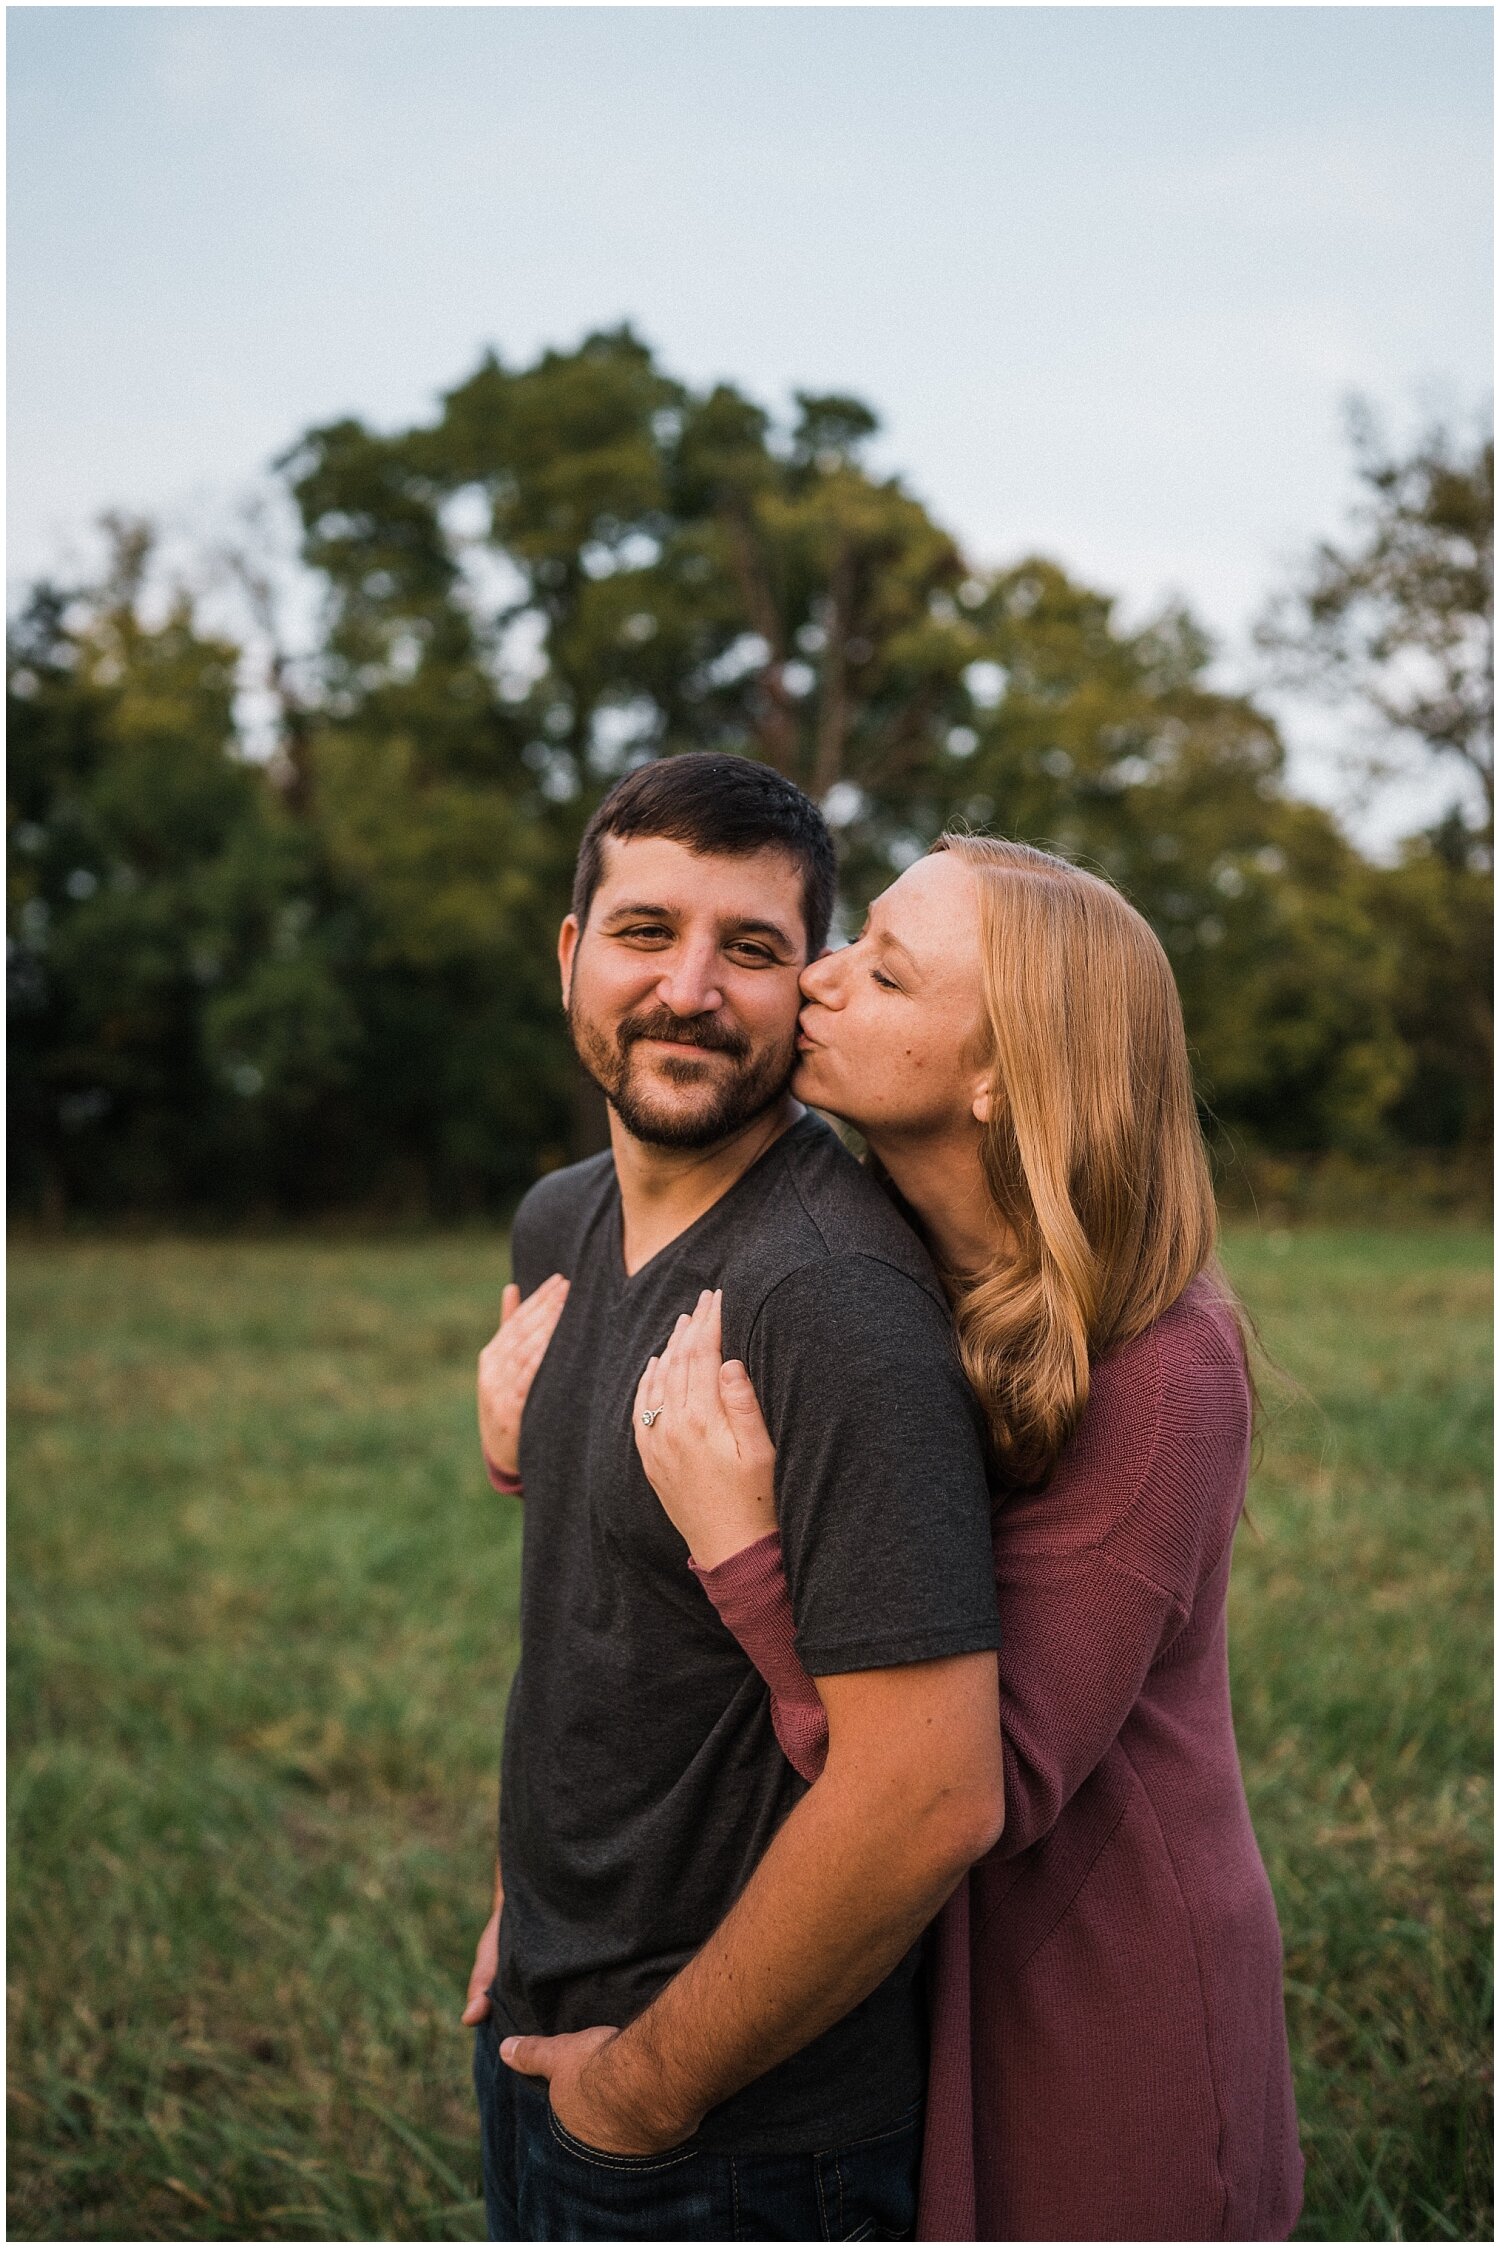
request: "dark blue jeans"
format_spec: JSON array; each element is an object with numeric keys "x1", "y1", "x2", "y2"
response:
[{"x1": 473, "y1": 2018, "x2": 921, "y2": 2241}]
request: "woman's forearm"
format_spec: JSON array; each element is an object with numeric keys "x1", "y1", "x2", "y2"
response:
[
  {"x1": 692, "y1": 1536, "x2": 828, "y2": 1781},
  {"x1": 698, "y1": 1531, "x2": 1183, "y2": 1859}
]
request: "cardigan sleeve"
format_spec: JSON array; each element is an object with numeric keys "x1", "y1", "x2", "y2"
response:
[
  {"x1": 983, "y1": 1545, "x2": 1184, "y2": 1857},
  {"x1": 693, "y1": 1291, "x2": 1250, "y2": 1855},
  {"x1": 692, "y1": 1536, "x2": 828, "y2": 1783},
  {"x1": 694, "y1": 1530, "x2": 1183, "y2": 1849}
]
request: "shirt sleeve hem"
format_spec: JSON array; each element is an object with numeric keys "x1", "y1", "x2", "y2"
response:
[{"x1": 797, "y1": 1620, "x2": 1003, "y2": 1677}]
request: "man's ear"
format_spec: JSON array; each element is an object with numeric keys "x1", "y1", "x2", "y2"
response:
[{"x1": 558, "y1": 915, "x2": 580, "y2": 1008}]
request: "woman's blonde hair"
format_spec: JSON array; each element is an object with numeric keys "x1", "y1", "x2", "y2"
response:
[{"x1": 933, "y1": 834, "x2": 1235, "y2": 1490}]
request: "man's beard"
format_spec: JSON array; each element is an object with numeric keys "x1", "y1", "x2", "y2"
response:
[{"x1": 568, "y1": 995, "x2": 798, "y2": 1151}]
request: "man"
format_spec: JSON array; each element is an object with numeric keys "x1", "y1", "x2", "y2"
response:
[{"x1": 465, "y1": 753, "x2": 1004, "y2": 2241}]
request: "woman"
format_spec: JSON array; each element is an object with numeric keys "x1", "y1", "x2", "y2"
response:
[{"x1": 629, "y1": 836, "x2": 1304, "y2": 2242}]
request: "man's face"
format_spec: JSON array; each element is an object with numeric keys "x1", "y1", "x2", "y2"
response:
[{"x1": 560, "y1": 835, "x2": 809, "y2": 1150}]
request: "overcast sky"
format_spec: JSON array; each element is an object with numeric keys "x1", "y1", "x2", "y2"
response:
[{"x1": 8, "y1": 5, "x2": 1493, "y2": 846}]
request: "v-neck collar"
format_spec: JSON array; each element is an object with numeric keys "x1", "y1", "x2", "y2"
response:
[{"x1": 607, "y1": 1111, "x2": 819, "y2": 1292}]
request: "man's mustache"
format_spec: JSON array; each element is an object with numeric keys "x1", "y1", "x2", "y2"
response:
[{"x1": 618, "y1": 1007, "x2": 751, "y2": 1062}]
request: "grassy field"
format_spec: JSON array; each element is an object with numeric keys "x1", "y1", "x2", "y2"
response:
[{"x1": 8, "y1": 1227, "x2": 1492, "y2": 2241}]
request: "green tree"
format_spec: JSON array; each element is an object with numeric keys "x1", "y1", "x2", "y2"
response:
[
  {"x1": 1253, "y1": 405, "x2": 1493, "y2": 1167},
  {"x1": 275, "y1": 343, "x2": 1454, "y2": 1169},
  {"x1": 918, "y1": 561, "x2": 1413, "y2": 1154},
  {"x1": 270, "y1": 330, "x2": 1007, "y2": 1178},
  {"x1": 1365, "y1": 835, "x2": 1493, "y2": 1155},
  {"x1": 282, "y1": 331, "x2": 984, "y2": 883},
  {"x1": 14, "y1": 340, "x2": 1485, "y2": 1216},
  {"x1": 7, "y1": 521, "x2": 350, "y2": 1214},
  {"x1": 1257, "y1": 405, "x2": 1494, "y2": 849}
]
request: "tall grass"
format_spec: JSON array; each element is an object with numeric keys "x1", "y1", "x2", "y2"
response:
[
  {"x1": 7, "y1": 1228, "x2": 1491, "y2": 2239},
  {"x1": 1225, "y1": 1230, "x2": 1492, "y2": 2240}
]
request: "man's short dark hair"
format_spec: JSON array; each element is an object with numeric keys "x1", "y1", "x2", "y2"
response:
[{"x1": 571, "y1": 753, "x2": 837, "y2": 956}]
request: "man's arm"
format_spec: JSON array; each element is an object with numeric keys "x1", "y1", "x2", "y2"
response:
[
  {"x1": 502, "y1": 1648, "x2": 1003, "y2": 2148},
  {"x1": 461, "y1": 1855, "x2": 506, "y2": 2027}
]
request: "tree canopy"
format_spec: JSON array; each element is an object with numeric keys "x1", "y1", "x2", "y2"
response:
[
  {"x1": 1258, "y1": 404, "x2": 1493, "y2": 851},
  {"x1": 9, "y1": 336, "x2": 1492, "y2": 1217}
]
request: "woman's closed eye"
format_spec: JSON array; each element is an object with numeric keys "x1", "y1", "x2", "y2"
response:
[{"x1": 851, "y1": 920, "x2": 903, "y2": 993}]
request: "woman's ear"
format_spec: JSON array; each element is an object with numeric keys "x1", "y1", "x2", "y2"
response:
[{"x1": 971, "y1": 1081, "x2": 993, "y2": 1125}]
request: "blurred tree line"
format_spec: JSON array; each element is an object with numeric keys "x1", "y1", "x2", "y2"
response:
[{"x1": 8, "y1": 331, "x2": 1492, "y2": 1219}]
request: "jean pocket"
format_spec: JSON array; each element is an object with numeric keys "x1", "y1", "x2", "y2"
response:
[
  {"x1": 816, "y1": 2111, "x2": 922, "y2": 2241},
  {"x1": 832, "y1": 2100, "x2": 924, "y2": 2153},
  {"x1": 544, "y1": 2104, "x2": 701, "y2": 2173}
]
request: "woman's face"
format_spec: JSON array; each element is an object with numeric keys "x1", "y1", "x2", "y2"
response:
[{"x1": 794, "y1": 851, "x2": 992, "y2": 1142}]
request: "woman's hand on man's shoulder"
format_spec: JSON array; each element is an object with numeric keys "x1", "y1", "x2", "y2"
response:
[{"x1": 478, "y1": 1271, "x2": 570, "y2": 1483}]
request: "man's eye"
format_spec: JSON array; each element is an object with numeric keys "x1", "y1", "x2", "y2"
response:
[
  {"x1": 728, "y1": 944, "x2": 778, "y2": 966},
  {"x1": 620, "y1": 926, "x2": 672, "y2": 943}
]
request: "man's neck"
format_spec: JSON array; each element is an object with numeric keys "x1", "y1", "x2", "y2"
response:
[{"x1": 611, "y1": 1097, "x2": 804, "y2": 1277}]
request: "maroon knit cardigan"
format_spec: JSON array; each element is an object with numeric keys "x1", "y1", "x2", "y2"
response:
[{"x1": 691, "y1": 1276, "x2": 1303, "y2": 2242}]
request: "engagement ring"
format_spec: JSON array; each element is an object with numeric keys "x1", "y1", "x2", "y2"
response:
[{"x1": 641, "y1": 1408, "x2": 663, "y2": 1427}]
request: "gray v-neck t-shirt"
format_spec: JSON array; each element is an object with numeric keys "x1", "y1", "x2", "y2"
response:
[{"x1": 495, "y1": 1110, "x2": 1002, "y2": 2153}]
